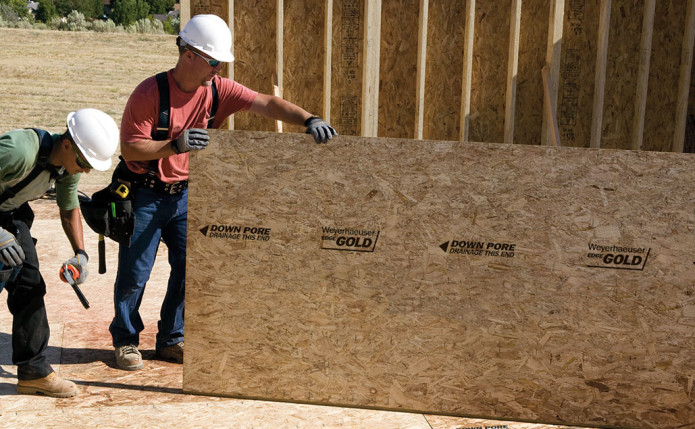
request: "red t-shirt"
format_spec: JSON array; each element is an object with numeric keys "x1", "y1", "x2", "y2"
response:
[{"x1": 120, "y1": 70, "x2": 257, "y2": 182}]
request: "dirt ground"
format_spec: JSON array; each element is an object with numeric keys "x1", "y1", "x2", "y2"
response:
[{"x1": 0, "y1": 27, "x2": 175, "y2": 187}]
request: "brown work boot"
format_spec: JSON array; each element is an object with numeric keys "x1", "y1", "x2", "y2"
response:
[
  {"x1": 155, "y1": 341, "x2": 183, "y2": 363},
  {"x1": 16, "y1": 372, "x2": 78, "y2": 398},
  {"x1": 115, "y1": 344, "x2": 143, "y2": 370}
]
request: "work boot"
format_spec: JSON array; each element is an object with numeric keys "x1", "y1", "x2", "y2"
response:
[
  {"x1": 155, "y1": 342, "x2": 183, "y2": 364},
  {"x1": 16, "y1": 372, "x2": 79, "y2": 398},
  {"x1": 115, "y1": 344, "x2": 143, "y2": 370}
]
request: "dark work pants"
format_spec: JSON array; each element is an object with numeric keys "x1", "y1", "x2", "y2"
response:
[{"x1": 1, "y1": 203, "x2": 52, "y2": 380}]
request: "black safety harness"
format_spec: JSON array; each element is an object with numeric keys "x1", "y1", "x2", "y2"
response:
[
  {"x1": 113, "y1": 72, "x2": 219, "y2": 195},
  {"x1": 0, "y1": 129, "x2": 63, "y2": 208}
]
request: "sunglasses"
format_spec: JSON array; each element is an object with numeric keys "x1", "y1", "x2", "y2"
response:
[
  {"x1": 72, "y1": 143, "x2": 92, "y2": 169},
  {"x1": 189, "y1": 49, "x2": 221, "y2": 67}
]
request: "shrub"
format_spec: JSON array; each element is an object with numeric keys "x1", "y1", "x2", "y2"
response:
[
  {"x1": 91, "y1": 18, "x2": 117, "y2": 33},
  {"x1": 64, "y1": 10, "x2": 88, "y2": 31}
]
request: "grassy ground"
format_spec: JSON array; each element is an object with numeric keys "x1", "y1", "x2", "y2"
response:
[{"x1": 0, "y1": 27, "x2": 176, "y2": 187}]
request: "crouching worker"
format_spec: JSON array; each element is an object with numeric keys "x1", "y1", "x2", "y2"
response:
[{"x1": 0, "y1": 108, "x2": 118, "y2": 397}]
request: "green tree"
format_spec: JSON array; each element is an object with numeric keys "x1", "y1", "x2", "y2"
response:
[
  {"x1": 0, "y1": 0, "x2": 30, "y2": 19},
  {"x1": 147, "y1": 0, "x2": 174, "y2": 15},
  {"x1": 54, "y1": 0, "x2": 102, "y2": 18},
  {"x1": 35, "y1": 0, "x2": 57, "y2": 22},
  {"x1": 111, "y1": 0, "x2": 148, "y2": 26}
]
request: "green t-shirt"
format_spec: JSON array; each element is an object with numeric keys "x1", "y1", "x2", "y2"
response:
[{"x1": 0, "y1": 129, "x2": 81, "y2": 211}]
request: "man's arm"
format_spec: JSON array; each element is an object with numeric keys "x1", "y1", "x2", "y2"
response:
[
  {"x1": 246, "y1": 93, "x2": 312, "y2": 125},
  {"x1": 59, "y1": 207, "x2": 86, "y2": 254},
  {"x1": 247, "y1": 94, "x2": 337, "y2": 143},
  {"x1": 120, "y1": 139, "x2": 177, "y2": 162}
]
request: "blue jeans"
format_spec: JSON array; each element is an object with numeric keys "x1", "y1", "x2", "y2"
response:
[{"x1": 109, "y1": 187, "x2": 187, "y2": 350}]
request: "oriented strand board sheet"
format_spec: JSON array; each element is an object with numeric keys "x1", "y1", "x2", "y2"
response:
[
  {"x1": 282, "y1": 1, "x2": 327, "y2": 135},
  {"x1": 643, "y1": 1, "x2": 689, "y2": 152},
  {"x1": 423, "y1": 0, "x2": 465, "y2": 142},
  {"x1": 185, "y1": 130, "x2": 695, "y2": 428},
  {"x1": 469, "y1": 1, "x2": 511, "y2": 143},
  {"x1": 378, "y1": 0, "x2": 419, "y2": 139},
  {"x1": 232, "y1": 0, "x2": 277, "y2": 132}
]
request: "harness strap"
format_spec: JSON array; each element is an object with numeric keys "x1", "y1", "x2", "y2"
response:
[
  {"x1": 150, "y1": 71, "x2": 219, "y2": 172},
  {"x1": 0, "y1": 129, "x2": 55, "y2": 206}
]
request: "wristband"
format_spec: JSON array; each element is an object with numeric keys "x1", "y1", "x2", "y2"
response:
[
  {"x1": 170, "y1": 140, "x2": 182, "y2": 154},
  {"x1": 76, "y1": 249, "x2": 89, "y2": 262},
  {"x1": 304, "y1": 116, "x2": 321, "y2": 127}
]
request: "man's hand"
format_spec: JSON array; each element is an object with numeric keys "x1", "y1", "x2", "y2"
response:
[
  {"x1": 171, "y1": 128, "x2": 210, "y2": 154},
  {"x1": 64, "y1": 251, "x2": 88, "y2": 285},
  {"x1": 0, "y1": 227, "x2": 24, "y2": 267},
  {"x1": 305, "y1": 116, "x2": 337, "y2": 144}
]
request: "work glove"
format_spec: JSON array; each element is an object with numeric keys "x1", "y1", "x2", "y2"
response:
[
  {"x1": 171, "y1": 128, "x2": 210, "y2": 154},
  {"x1": 305, "y1": 116, "x2": 337, "y2": 144},
  {"x1": 0, "y1": 227, "x2": 24, "y2": 267},
  {"x1": 63, "y1": 251, "x2": 89, "y2": 285}
]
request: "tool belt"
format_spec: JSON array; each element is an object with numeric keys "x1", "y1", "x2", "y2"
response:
[
  {"x1": 79, "y1": 186, "x2": 134, "y2": 246},
  {"x1": 114, "y1": 159, "x2": 187, "y2": 195}
]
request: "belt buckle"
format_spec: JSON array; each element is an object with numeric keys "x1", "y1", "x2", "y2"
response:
[{"x1": 168, "y1": 183, "x2": 178, "y2": 194}]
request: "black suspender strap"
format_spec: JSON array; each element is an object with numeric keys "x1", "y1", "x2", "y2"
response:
[
  {"x1": 0, "y1": 129, "x2": 55, "y2": 205},
  {"x1": 151, "y1": 72, "x2": 218, "y2": 171},
  {"x1": 153, "y1": 72, "x2": 170, "y2": 141},
  {"x1": 152, "y1": 72, "x2": 219, "y2": 141},
  {"x1": 208, "y1": 79, "x2": 218, "y2": 129}
]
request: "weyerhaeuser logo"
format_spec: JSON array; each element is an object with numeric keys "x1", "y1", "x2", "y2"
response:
[
  {"x1": 321, "y1": 226, "x2": 379, "y2": 252},
  {"x1": 586, "y1": 243, "x2": 650, "y2": 270}
]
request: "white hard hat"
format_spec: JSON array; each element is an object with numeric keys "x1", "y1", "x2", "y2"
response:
[
  {"x1": 180, "y1": 14, "x2": 234, "y2": 63},
  {"x1": 66, "y1": 108, "x2": 119, "y2": 171}
]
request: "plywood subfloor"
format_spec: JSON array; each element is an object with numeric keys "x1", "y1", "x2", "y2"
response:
[{"x1": 0, "y1": 189, "x2": 590, "y2": 429}]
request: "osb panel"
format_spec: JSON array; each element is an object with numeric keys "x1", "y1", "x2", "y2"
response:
[
  {"x1": 378, "y1": 0, "x2": 419, "y2": 139},
  {"x1": 515, "y1": 0, "x2": 550, "y2": 146},
  {"x1": 190, "y1": 0, "x2": 226, "y2": 18},
  {"x1": 282, "y1": 1, "x2": 326, "y2": 134},
  {"x1": 233, "y1": 0, "x2": 276, "y2": 132},
  {"x1": 185, "y1": 130, "x2": 695, "y2": 428},
  {"x1": 331, "y1": 0, "x2": 363, "y2": 136},
  {"x1": 600, "y1": 0, "x2": 642, "y2": 150},
  {"x1": 469, "y1": 1, "x2": 511, "y2": 143},
  {"x1": 557, "y1": 0, "x2": 600, "y2": 148},
  {"x1": 643, "y1": 1, "x2": 688, "y2": 152},
  {"x1": 423, "y1": 0, "x2": 465, "y2": 142}
]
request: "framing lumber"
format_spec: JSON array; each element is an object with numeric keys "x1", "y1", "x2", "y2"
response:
[
  {"x1": 414, "y1": 0, "x2": 428, "y2": 140},
  {"x1": 541, "y1": 0, "x2": 564, "y2": 146},
  {"x1": 589, "y1": 0, "x2": 611, "y2": 149},
  {"x1": 542, "y1": 65, "x2": 560, "y2": 147},
  {"x1": 186, "y1": 0, "x2": 695, "y2": 150},
  {"x1": 674, "y1": 0, "x2": 695, "y2": 153},
  {"x1": 630, "y1": 0, "x2": 655, "y2": 151},
  {"x1": 459, "y1": 0, "x2": 475, "y2": 142},
  {"x1": 323, "y1": 0, "x2": 333, "y2": 122},
  {"x1": 361, "y1": 0, "x2": 381, "y2": 137},
  {"x1": 504, "y1": 0, "x2": 522, "y2": 144}
]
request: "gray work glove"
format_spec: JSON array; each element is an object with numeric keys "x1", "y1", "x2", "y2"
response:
[
  {"x1": 171, "y1": 128, "x2": 210, "y2": 154},
  {"x1": 0, "y1": 227, "x2": 24, "y2": 267},
  {"x1": 305, "y1": 116, "x2": 337, "y2": 144},
  {"x1": 64, "y1": 251, "x2": 89, "y2": 285}
]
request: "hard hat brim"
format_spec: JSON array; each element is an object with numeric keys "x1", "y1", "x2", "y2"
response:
[
  {"x1": 209, "y1": 51, "x2": 235, "y2": 63},
  {"x1": 66, "y1": 110, "x2": 117, "y2": 172}
]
